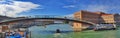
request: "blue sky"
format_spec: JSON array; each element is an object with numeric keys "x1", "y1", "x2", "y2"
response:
[{"x1": 0, "y1": 0, "x2": 120, "y2": 17}]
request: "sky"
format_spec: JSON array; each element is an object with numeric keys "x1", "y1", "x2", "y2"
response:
[{"x1": 0, "y1": 0, "x2": 120, "y2": 17}]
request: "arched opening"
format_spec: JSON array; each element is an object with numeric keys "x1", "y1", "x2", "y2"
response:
[{"x1": 28, "y1": 24, "x2": 73, "y2": 38}]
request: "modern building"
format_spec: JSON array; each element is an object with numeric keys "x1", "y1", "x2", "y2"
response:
[{"x1": 73, "y1": 10, "x2": 120, "y2": 31}]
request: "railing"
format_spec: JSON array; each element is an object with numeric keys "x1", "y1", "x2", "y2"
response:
[
  {"x1": 27, "y1": 15, "x2": 76, "y2": 19},
  {"x1": 1, "y1": 15, "x2": 79, "y2": 22},
  {"x1": 0, "y1": 15, "x2": 96, "y2": 25}
]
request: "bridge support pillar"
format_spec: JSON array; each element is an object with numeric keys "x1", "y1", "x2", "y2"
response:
[{"x1": 73, "y1": 22, "x2": 82, "y2": 32}]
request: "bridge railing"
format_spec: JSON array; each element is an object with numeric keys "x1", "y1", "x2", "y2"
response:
[
  {"x1": 26, "y1": 15, "x2": 79, "y2": 20},
  {"x1": 26, "y1": 15, "x2": 95, "y2": 25},
  {"x1": 0, "y1": 15, "x2": 96, "y2": 25}
]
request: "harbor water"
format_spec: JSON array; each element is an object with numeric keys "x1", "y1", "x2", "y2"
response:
[{"x1": 28, "y1": 24, "x2": 120, "y2": 38}]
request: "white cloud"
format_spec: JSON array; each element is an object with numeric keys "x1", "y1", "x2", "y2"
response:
[
  {"x1": 85, "y1": 5, "x2": 109, "y2": 12},
  {"x1": 85, "y1": 5, "x2": 120, "y2": 13},
  {"x1": 63, "y1": 5, "x2": 76, "y2": 8},
  {"x1": 0, "y1": 1, "x2": 40, "y2": 17},
  {"x1": 64, "y1": 14, "x2": 73, "y2": 17}
]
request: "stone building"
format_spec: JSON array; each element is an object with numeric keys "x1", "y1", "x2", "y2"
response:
[{"x1": 73, "y1": 10, "x2": 120, "y2": 31}]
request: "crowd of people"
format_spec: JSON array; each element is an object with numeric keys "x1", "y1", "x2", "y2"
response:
[{"x1": 5, "y1": 31, "x2": 27, "y2": 38}]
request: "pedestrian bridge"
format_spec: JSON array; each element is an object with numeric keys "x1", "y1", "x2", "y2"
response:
[
  {"x1": 0, "y1": 15, "x2": 97, "y2": 31},
  {"x1": 0, "y1": 15, "x2": 96, "y2": 26}
]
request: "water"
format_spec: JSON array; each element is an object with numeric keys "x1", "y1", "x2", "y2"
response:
[{"x1": 28, "y1": 24, "x2": 120, "y2": 38}]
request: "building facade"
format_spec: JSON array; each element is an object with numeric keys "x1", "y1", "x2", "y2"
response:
[{"x1": 73, "y1": 10, "x2": 120, "y2": 31}]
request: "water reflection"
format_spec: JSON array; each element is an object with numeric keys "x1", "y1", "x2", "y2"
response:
[
  {"x1": 28, "y1": 24, "x2": 73, "y2": 38},
  {"x1": 28, "y1": 24, "x2": 120, "y2": 38},
  {"x1": 54, "y1": 33, "x2": 61, "y2": 38}
]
